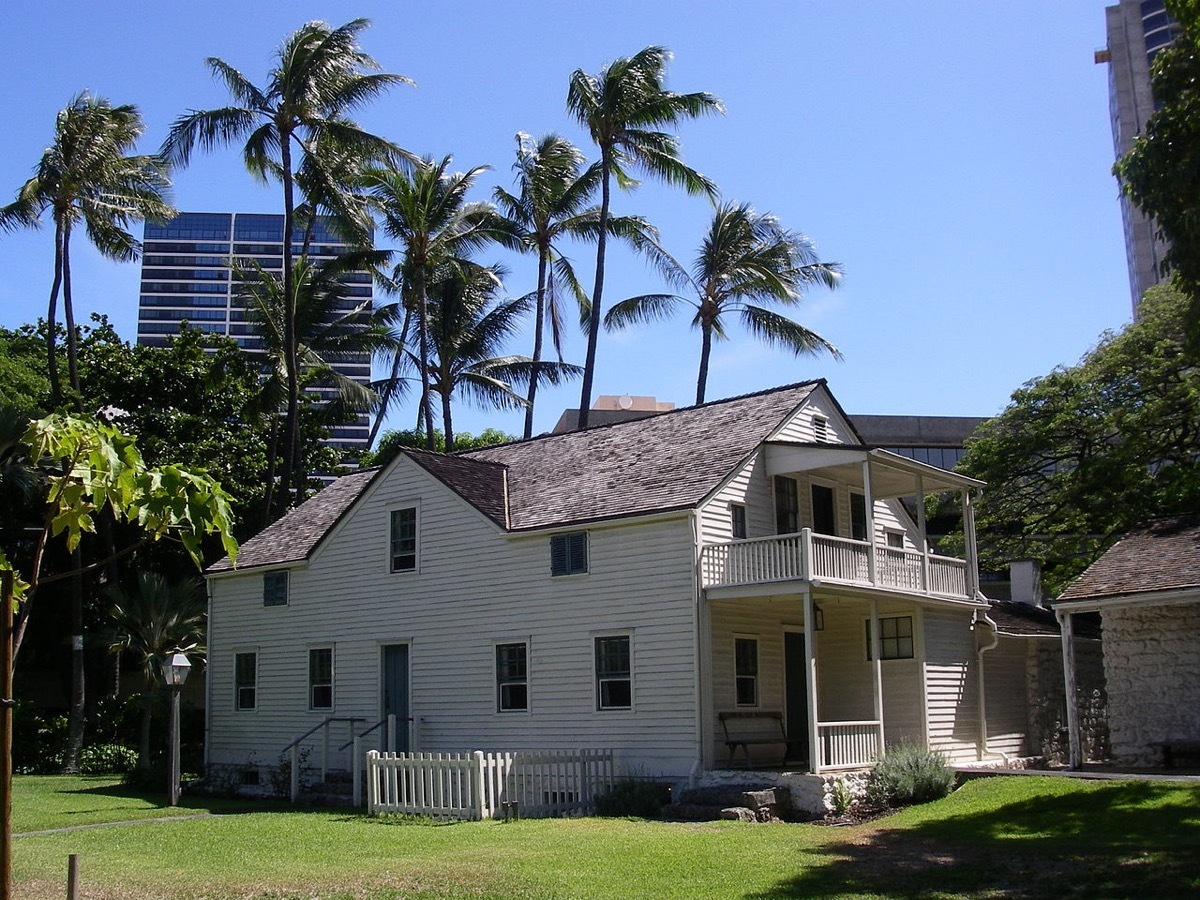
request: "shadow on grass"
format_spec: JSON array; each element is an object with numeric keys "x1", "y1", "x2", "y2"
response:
[{"x1": 749, "y1": 782, "x2": 1200, "y2": 898}]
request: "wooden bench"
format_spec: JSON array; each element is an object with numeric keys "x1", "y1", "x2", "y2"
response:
[
  {"x1": 1160, "y1": 740, "x2": 1200, "y2": 769},
  {"x1": 718, "y1": 711, "x2": 788, "y2": 768}
]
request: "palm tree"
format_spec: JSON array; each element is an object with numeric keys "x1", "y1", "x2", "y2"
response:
[
  {"x1": 105, "y1": 571, "x2": 206, "y2": 772},
  {"x1": 420, "y1": 264, "x2": 581, "y2": 451},
  {"x1": 566, "y1": 46, "x2": 723, "y2": 429},
  {"x1": 161, "y1": 18, "x2": 409, "y2": 508},
  {"x1": 0, "y1": 92, "x2": 173, "y2": 406},
  {"x1": 237, "y1": 251, "x2": 395, "y2": 516},
  {"x1": 606, "y1": 202, "x2": 843, "y2": 405},
  {"x1": 363, "y1": 156, "x2": 517, "y2": 450}
]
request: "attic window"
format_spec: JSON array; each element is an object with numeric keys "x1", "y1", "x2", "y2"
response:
[
  {"x1": 813, "y1": 415, "x2": 829, "y2": 442},
  {"x1": 550, "y1": 532, "x2": 588, "y2": 576},
  {"x1": 263, "y1": 571, "x2": 289, "y2": 607}
]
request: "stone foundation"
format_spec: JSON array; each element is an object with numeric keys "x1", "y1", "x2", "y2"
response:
[{"x1": 691, "y1": 767, "x2": 872, "y2": 818}]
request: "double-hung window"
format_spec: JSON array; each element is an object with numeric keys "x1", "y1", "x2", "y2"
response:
[
  {"x1": 496, "y1": 642, "x2": 528, "y2": 712},
  {"x1": 774, "y1": 476, "x2": 798, "y2": 534},
  {"x1": 309, "y1": 648, "x2": 333, "y2": 710},
  {"x1": 595, "y1": 635, "x2": 632, "y2": 710},
  {"x1": 731, "y1": 503, "x2": 748, "y2": 539},
  {"x1": 850, "y1": 493, "x2": 868, "y2": 542},
  {"x1": 263, "y1": 571, "x2": 289, "y2": 607},
  {"x1": 390, "y1": 507, "x2": 418, "y2": 572},
  {"x1": 235, "y1": 652, "x2": 257, "y2": 711},
  {"x1": 866, "y1": 616, "x2": 915, "y2": 660},
  {"x1": 551, "y1": 532, "x2": 588, "y2": 576},
  {"x1": 734, "y1": 637, "x2": 758, "y2": 706}
]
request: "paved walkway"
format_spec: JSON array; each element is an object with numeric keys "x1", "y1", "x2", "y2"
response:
[{"x1": 16, "y1": 812, "x2": 218, "y2": 837}]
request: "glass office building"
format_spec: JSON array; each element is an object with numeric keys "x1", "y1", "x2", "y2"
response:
[{"x1": 137, "y1": 212, "x2": 373, "y2": 451}]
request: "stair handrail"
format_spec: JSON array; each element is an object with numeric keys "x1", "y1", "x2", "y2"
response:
[
  {"x1": 337, "y1": 714, "x2": 412, "y2": 752},
  {"x1": 282, "y1": 716, "x2": 366, "y2": 802}
]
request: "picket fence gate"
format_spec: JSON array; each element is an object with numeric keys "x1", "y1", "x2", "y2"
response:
[{"x1": 366, "y1": 749, "x2": 615, "y2": 820}]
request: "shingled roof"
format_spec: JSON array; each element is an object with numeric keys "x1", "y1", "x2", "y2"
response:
[
  {"x1": 1057, "y1": 515, "x2": 1200, "y2": 604},
  {"x1": 207, "y1": 381, "x2": 823, "y2": 573}
]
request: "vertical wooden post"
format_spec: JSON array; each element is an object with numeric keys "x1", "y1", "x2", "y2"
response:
[
  {"x1": 66, "y1": 853, "x2": 79, "y2": 900},
  {"x1": 1058, "y1": 610, "x2": 1082, "y2": 769},
  {"x1": 168, "y1": 686, "x2": 181, "y2": 807},
  {"x1": 1, "y1": 570, "x2": 13, "y2": 900},
  {"x1": 870, "y1": 598, "x2": 885, "y2": 755},
  {"x1": 861, "y1": 459, "x2": 877, "y2": 585},
  {"x1": 804, "y1": 589, "x2": 819, "y2": 774}
]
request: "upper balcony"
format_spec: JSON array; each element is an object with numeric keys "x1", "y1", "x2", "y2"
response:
[{"x1": 701, "y1": 528, "x2": 970, "y2": 600}]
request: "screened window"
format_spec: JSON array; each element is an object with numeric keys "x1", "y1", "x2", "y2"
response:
[
  {"x1": 774, "y1": 476, "x2": 798, "y2": 534},
  {"x1": 496, "y1": 642, "x2": 528, "y2": 712},
  {"x1": 235, "y1": 652, "x2": 257, "y2": 710},
  {"x1": 595, "y1": 636, "x2": 632, "y2": 709},
  {"x1": 866, "y1": 616, "x2": 915, "y2": 660},
  {"x1": 731, "y1": 503, "x2": 748, "y2": 539},
  {"x1": 550, "y1": 532, "x2": 588, "y2": 576},
  {"x1": 309, "y1": 648, "x2": 333, "y2": 709},
  {"x1": 263, "y1": 571, "x2": 288, "y2": 607},
  {"x1": 734, "y1": 637, "x2": 758, "y2": 706},
  {"x1": 850, "y1": 493, "x2": 867, "y2": 542},
  {"x1": 390, "y1": 507, "x2": 417, "y2": 572},
  {"x1": 886, "y1": 531, "x2": 905, "y2": 549}
]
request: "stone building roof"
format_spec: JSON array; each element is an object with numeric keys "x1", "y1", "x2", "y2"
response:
[
  {"x1": 1057, "y1": 514, "x2": 1200, "y2": 604},
  {"x1": 208, "y1": 381, "x2": 823, "y2": 573}
]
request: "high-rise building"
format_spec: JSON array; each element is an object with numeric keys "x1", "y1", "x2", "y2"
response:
[
  {"x1": 136, "y1": 212, "x2": 374, "y2": 451},
  {"x1": 1098, "y1": 0, "x2": 1180, "y2": 312}
]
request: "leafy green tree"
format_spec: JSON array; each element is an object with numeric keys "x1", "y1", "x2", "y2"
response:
[
  {"x1": 363, "y1": 427, "x2": 516, "y2": 467},
  {"x1": 955, "y1": 282, "x2": 1200, "y2": 594},
  {"x1": 104, "y1": 571, "x2": 206, "y2": 771},
  {"x1": 363, "y1": 156, "x2": 517, "y2": 449},
  {"x1": 566, "y1": 46, "x2": 723, "y2": 428},
  {"x1": 0, "y1": 326, "x2": 51, "y2": 412},
  {"x1": 605, "y1": 201, "x2": 842, "y2": 404},
  {"x1": 162, "y1": 18, "x2": 408, "y2": 508},
  {"x1": 0, "y1": 93, "x2": 173, "y2": 406}
]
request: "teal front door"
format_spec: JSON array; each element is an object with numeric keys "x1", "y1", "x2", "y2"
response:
[{"x1": 381, "y1": 644, "x2": 410, "y2": 752}]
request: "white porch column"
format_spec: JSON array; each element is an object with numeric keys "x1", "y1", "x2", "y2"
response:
[
  {"x1": 870, "y1": 598, "x2": 885, "y2": 755},
  {"x1": 1057, "y1": 609, "x2": 1082, "y2": 769},
  {"x1": 804, "y1": 588, "x2": 820, "y2": 774},
  {"x1": 915, "y1": 474, "x2": 930, "y2": 593},
  {"x1": 961, "y1": 489, "x2": 982, "y2": 599},
  {"x1": 862, "y1": 460, "x2": 878, "y2": 586}
]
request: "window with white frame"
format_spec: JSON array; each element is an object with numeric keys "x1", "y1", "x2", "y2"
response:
[
  {"x1": 263, "y1": 570, "x2": 288, "y2": 607},
  {"x1": 550, "y1": 532, "x2": 588, "y2": 576},
  {"x1": 734, "y1": 637, "x2": 758, "y2": 706},
  {"x1": 496, "y1": 642, "x2": 528, "y2": 711},
  {"x1": 731, "y1": 503, "x2": 747, "y2": 539},
  {"x1": 885, "y1": 530, "x2": 905, "y2": 549},
  {"x1": 595, "y1": 635, "x2": 632, "y2": 709},
  {"x1": 850, "y1": 493, "x2": 868, "y2": 542},
  {"x1": 235, "y1": 652, "x2": 257, "y2": 710},
  {"x1": 774, "y1": 476, "x2": 798, "y2": 534},
  {"x1": 390, "y1": 507, "x2": 418, "y2": 572},
  {"x1": 866, "y1": 616, "x2": 914, "y2": 660},
  {"x1": 308, "y1": 647, "x2": 333, "y2": 709}
]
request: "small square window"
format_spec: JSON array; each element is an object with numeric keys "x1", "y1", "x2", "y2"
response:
[
  {"x1": 496, "y1": 642, "x2": 528, "y2": 712},
  {"x1": 866, "y1": 616, "x2": 914, "y2": 660},
  {"x1": 263, "y1": 571, "x2": 288, "y2": 607},
  {"x1": 886, "y1": 531, "x2": 905, "y2": 549},
  {"x1": 390, "y1": 508, "x2": 417, "y2": 572},
  {"x1": 309, "y1": 648, "x2": 333, "y2": 710},
  {"x1": 595, "y1": 635, "x2": 631, "y2": 709},
  {"x1": 734, "y1": 637, "x2": 758, "y2": 706},
  {"x1": 551, "y1": 532, "x2": 588, "y2": 576},
  {"x1": 235, "y1": 652, "x2": 257, "y2": 711},
  {"x1": 731, "y1": 504, "x2": 747, "y2": 539}
]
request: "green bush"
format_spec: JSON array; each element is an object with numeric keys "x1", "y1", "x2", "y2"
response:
[
  {"x1": 11, "y1": 702, "x2": 67, "y2": 775},
  {"x1": 78, "y1": 743, "x2": 139, "y2": 775},
  {"x1": 867, "y1": 743, "x2": 956, "y2": 807},
  {"x1": 592, "y1": 778, "x2": 670, "y2": 818}
]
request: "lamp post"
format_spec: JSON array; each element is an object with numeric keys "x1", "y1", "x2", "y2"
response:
[{"x1": 161, "y1": 650, "x2": 191, "y2": 807}]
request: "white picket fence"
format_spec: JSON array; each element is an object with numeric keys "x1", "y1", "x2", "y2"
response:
[{"x1": 366, "y1": 749, "x2": 616, "y2": 820}]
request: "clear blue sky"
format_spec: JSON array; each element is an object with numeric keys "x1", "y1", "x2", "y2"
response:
[{"x1": 0, "y1": 2, "x2": 1131, "y2": 439}]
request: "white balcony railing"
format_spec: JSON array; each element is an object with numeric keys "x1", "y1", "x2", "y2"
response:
[
  {"x1": 700, "y1": 529, "x2": 968, "y2": 599},
  {"x1": 817, "y1": 720, "x2": 882, "y2": 769}
]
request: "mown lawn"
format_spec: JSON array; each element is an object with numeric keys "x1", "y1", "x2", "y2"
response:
[{"x1": 11, "y1": 774, "x2": 1200, "y2": 899}]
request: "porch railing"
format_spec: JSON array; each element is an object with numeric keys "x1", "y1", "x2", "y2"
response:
[
  {"x1": 700, "y1": 529, "x2": 967, "y2": 599},
  {"x1": 817, "y1": 720, "x2": 882, "y2": 770},
  {"x1": 366, "y1": 749, "x2": 615, "y2": 820}
]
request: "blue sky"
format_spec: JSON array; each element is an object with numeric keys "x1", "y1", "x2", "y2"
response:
[{"x1": 0, "y1": 2, "x2": 1131, "y2": 438}]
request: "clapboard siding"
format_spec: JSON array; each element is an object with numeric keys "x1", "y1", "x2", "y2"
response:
[
  {"x1": 984, "y1": 639, "x2": 1031, "y2": 758},
  {"x1": 769, "y1": 386, "x2": 856, "y2": 444},
  {"x1": 208, "y1": 456, "x2": 701, "y2": 778},
  {"x1": 923, "y1": 608, "x2": 981, "y2": 762}
]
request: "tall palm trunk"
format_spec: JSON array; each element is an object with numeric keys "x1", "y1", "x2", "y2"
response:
[
  {"x1": 64, "y1": 544, "x2": 85, "y2": 773},
  {"x1": 524, "y1": 252, "x2": 550, "y2": 439},
  {"x1": 367, "y1": 305, "x2": 412, "y2": 448},
  {"x1": 697, "y1": 319, "x2": 715, "y2": 406},
  {"x1": 440, "y1": 386, "x2": 455, "y2": 453},
  {"x1": 278, "y1": 136, "x2": 302, "y2": 514},
  {"x1": 577, "y1": 149, "x2": 612, "y2": 430},
  {"x1": 46, "y1": 223, "x2": 64, "y2": 407},
  {"x1": 415, "y1": 269, "x2": 436, "y2": 451},
  {"x1": 61, "y1": 221, "x2": 81, "y2": 402}
]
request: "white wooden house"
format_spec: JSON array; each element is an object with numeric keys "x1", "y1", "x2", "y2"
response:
[{"x1": 205, "y1": 381, "x2": 1008, "y2": 798}]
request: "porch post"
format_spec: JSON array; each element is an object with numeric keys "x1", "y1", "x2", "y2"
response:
[
  {"x1": 1057, "y1": 609, "x2": 1083, "y2": 769},
  {"x1": 861, "y1": 459, "x2": 878, "y2": 586},
  {"x1": 916, "y1": 474, "x2": 930, "y2": 593},
  {"x1": 961, "y1": 489, "x2": 981, "y2": 599},
  {"x1": 870, "y1": 598, "x2": 885, "y2": 756},
  {"x1": 804, "y1": 588, "x2": 820, "y2": 774}
]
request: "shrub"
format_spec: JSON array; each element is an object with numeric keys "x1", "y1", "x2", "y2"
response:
[
  {"x1": 592, "y1": 778, "x2": 670, "y2": 818},
  {"x1": 11, "y1": 702, "x2": 67, "y2": 774},
  {"x1": 867, "y1": 743, "x2": 956, "y2": 807},
  {"x1": 78, "y1": 743, "x2": 139, "y2": 774}
]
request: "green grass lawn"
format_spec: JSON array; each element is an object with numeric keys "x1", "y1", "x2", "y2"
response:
[{"x1": 11, "y1": 774, "x2": 1200, "y2": 899}]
